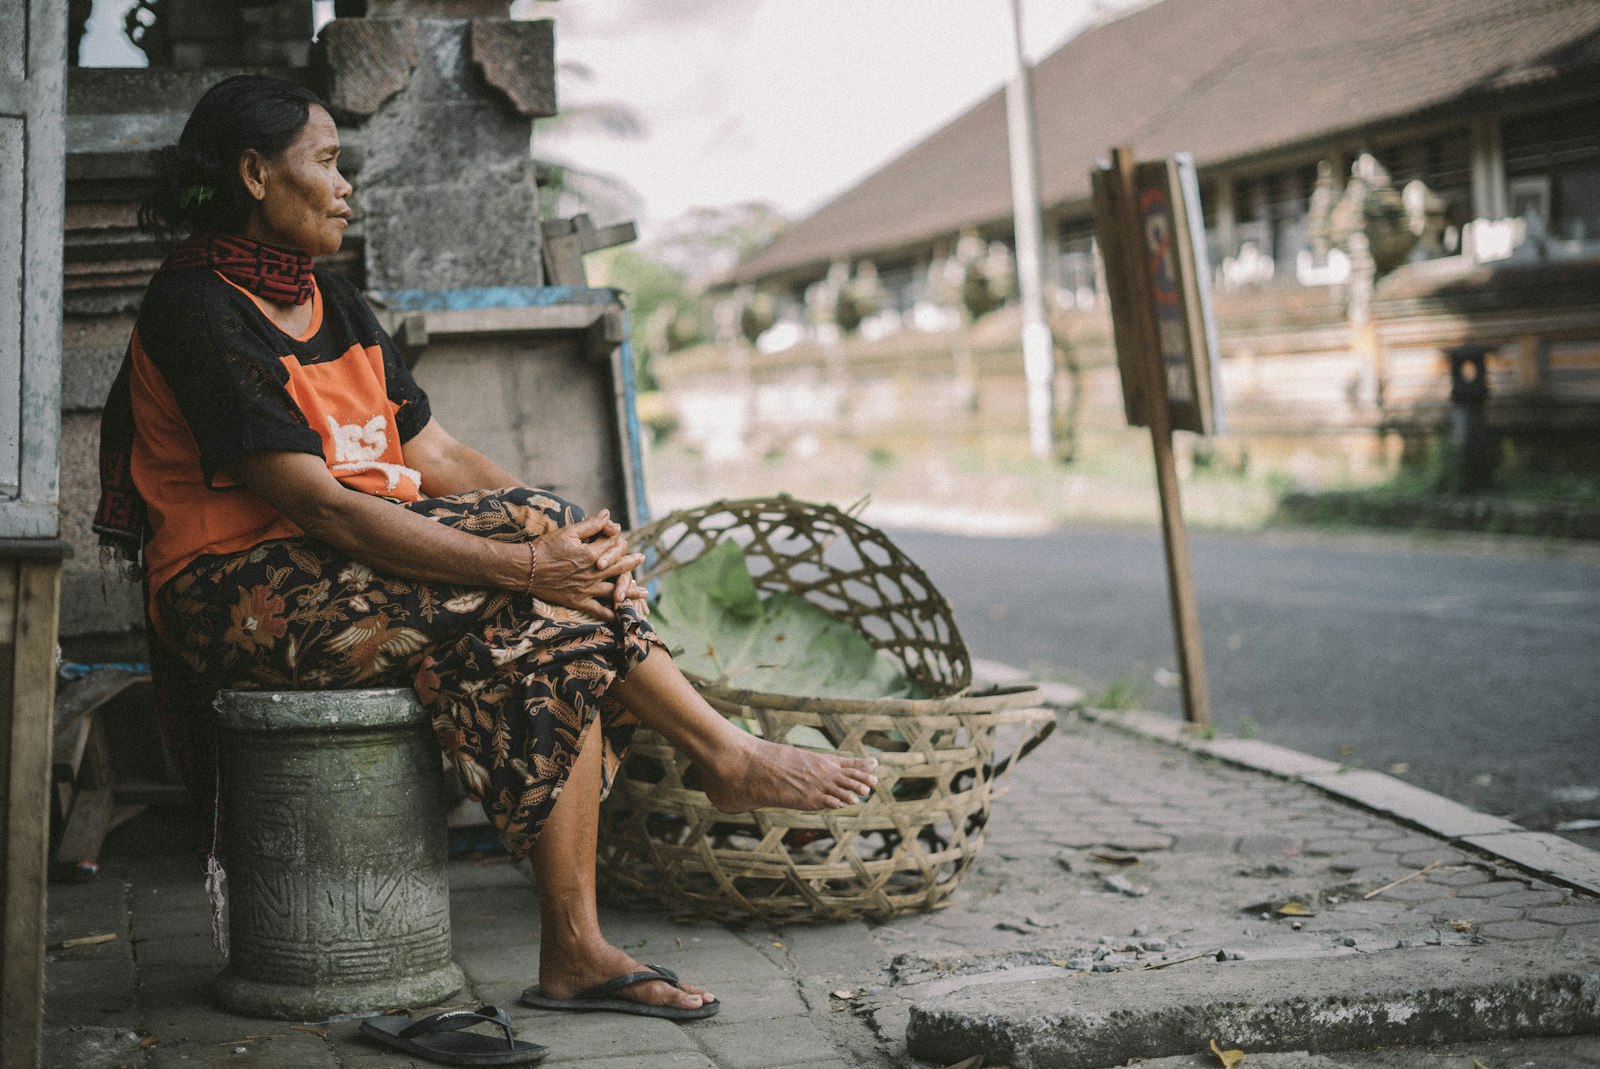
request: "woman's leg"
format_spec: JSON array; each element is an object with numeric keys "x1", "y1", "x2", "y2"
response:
[
  {"x1": 608, "y1": 647, "x2": 879, "y2": 813},
  {"x1": 528, "y1": 719, "x2": 712, "y2": 1011}
]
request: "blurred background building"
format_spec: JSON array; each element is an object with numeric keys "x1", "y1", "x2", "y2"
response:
[{"x1": 665, "y1": 0, "x2": 1600, "y2": 484}]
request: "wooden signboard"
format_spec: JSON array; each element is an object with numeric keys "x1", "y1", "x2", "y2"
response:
[
  {"x1": 1096, "y1": 154, "x2": 1222, "y2": 435},
  {"x1": 1090, "y1": 148, "x2": 1217, "y2": 726}
]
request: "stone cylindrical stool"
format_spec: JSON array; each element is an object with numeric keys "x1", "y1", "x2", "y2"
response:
[{"x1": 213, "y1": 688, "x2": 465, "y2": 1019}]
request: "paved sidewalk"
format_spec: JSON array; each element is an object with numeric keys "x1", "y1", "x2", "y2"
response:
[{"x1": 43, "y1": 700, "x2": 1600, "y2": 1069}]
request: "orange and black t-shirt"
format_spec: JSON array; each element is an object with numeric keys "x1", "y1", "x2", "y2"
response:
[{"x1": 129, "y1": 265, "x2": 432, "y2": 607}]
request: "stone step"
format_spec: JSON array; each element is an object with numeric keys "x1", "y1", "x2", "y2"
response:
[{"x1": 905, "y1": 944, "x2": 1600, "y2": 1069}]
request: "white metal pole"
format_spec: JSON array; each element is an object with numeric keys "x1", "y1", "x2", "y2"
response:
[{"x1": 1005, "y1": 0, "x2": 1056, "y2": 460}]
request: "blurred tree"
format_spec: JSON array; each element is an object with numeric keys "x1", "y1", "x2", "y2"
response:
[
  {"x1": 591, "y1": 248, "x2": 694, "y2": 391},
  {"x1": 533, "y1": 58, "x2": 648, "y2": 223},
  {"x1": 643, "y1": 201, "x2": 788, "y2": 285}
]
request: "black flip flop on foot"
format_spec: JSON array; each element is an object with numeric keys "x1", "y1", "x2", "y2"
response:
[
  {"x1": 519, "y1": 963, "x2": 720, "y2": 1020},
  {"x1": 358, "y1": 1005, "x2": 548, "y2": 1066}
]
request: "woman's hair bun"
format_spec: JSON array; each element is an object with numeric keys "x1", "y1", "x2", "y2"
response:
[{"x1": 140, "y1": 74, "x2": 328, "y2": 242}]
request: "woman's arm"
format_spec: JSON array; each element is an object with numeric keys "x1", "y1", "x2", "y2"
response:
[
  {"x1": 233, "y1": 449, "x2": 644, "y2": 622},
  {"x1": 402, "y1": 418, "x2": 518, "y2": 497}
]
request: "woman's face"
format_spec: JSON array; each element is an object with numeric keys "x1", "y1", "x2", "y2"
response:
[{"x1": 240, "y1": 104, "x2": 353, "y2": 256}]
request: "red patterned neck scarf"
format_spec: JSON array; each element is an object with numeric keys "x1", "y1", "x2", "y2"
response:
[{"x1": 165, "y1": 232, "x2": 316, "y2": 305}]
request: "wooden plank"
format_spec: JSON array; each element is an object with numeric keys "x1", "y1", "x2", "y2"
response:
[
  {"x1": 51, "y1": 713, "x2": 92, "y2": 784},
  {"x1": 108, "y1": 803, "x2": 148, "y2": 833},
  {"x1": 0, "y1": 560, "x2": 13, "y2": 645},
  {"x1": 54, "y1": 787, "x2": 112, "y2": 868},
  {"x1": 420, "y1": 303, "x2": 608, "y2": 339},
  {"x1": 52, "y1": 669, "x2": 148, "y2": 736},
  {"x1": 541, "y1": 228, "x2": 588, "y2": 287},
  {"x1": 3, "y1": 560, "x2": 62, "y2": 1068},
  {"x1": 0, "y1": 563, "x2": 16, "y2": 849}
]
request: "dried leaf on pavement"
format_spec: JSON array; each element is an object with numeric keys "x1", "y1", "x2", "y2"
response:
[
  {"x1": 1276, "y1": 902, "x2": 1314, "y2": 916},
  {"x1": 137, "y1": 1036, "x2": 160, "y2": 1049},
  {"x1": 1210, "y1": 1038, "x2": 1245, "y2": 1068},
  {"x1": 829, "y1": 989, "x2": 862, "y2": 1000},
  {"x1": 1449, "y1": 919, "x2": 1475, "y2": 933}
]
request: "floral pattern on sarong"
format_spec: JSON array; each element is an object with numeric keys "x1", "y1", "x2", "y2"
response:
[{"x1": 158, "y1": 486, "x2": 660, "y2": 857}]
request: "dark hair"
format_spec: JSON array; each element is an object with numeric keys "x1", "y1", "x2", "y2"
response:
[{"x1": 139, "y1": 75, "x2": 328, "y2": 241}]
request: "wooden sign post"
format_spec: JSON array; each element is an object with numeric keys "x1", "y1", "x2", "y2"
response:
[{"x1": 1091, "y1": 147, "x2": 1223, "y2": 726}]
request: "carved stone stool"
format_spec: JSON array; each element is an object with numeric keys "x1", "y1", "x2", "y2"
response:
[{"x1": 212, "y1": 688, "x2": 464, "y2": 1019}]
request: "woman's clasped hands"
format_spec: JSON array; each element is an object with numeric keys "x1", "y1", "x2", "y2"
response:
[{"x1": 525, "y1": 509, "x2": 649, "y2": 623}]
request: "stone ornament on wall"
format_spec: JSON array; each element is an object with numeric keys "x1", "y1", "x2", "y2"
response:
[
  {"x1": 952, "y1": 230, "x2": 1015, "y2": 320},
  {"x1": 470, "y1": 19, "x2": 558, "y2": 119},
  {"x1": 318, "y1": 12, "x2": 554, "y2": 121},
  {"x1": 738, "y1": 289, "x2": 777, "y2": 345},
  {"x1": 834, "y1": 261, "x2": 883, "y2": 334},
  {"x1": 317, "y1": 17, "x2": 421, "y2": 118},
  {"x1": 1326, "y1": 154, "x2": 1418, "y2": 275}
]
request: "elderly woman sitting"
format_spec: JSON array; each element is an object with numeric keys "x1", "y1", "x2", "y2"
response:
[{"x1": 96, "y1": 74, "x2": 876, "y2": 1033}]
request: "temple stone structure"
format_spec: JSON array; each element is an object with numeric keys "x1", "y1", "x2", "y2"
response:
[{"x1": 319, "y1": 7, "x2": 556, "y2": 291}]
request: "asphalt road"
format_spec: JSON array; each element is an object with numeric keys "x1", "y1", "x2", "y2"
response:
[{"x1": 885, "y1": 525, "x2": 1600, "y2": 843}]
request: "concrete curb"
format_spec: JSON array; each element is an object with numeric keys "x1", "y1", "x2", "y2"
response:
[
  {"x1": 904, "y1": 945, "x2": 1600, "y2": 1069},
  {"x1": 969, "y1": 659, "x2": 1600, "y2": 899}
]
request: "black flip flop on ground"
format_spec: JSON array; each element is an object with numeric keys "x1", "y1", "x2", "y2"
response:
[
  {"x1": 358, "y1": 1005, "x2": 549, "y2": 1066},
  {"x1": 519, "y1": 963, "x2": 721, "y2": 1020}
]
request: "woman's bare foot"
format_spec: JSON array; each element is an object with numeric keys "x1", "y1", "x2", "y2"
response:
[
  {"x1": 702, "y1": 732, "x2": 878, "y2": 813},
  {"x1": 537, "y1": 939, "x2": 713, "y2": 1012}
]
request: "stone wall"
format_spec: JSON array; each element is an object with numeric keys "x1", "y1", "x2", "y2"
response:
[{"x1": 656, "y1": 256, "x2": 1600, "y2": 477}]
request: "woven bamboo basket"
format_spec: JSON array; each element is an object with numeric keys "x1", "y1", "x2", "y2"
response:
[{"x1": 599, "y1": 496, "x2": 1056, "y2": 925}]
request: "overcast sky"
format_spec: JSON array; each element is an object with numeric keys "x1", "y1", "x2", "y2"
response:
[{"x1": 83, "y1": 0, "x2": 1147, "y2": 232}]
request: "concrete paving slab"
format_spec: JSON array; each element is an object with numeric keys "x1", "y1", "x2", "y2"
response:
[
  {"x1": 551, "y1": 1054, "x2": 718, "y2": 1069},
  {"x1": 507, "y1": 1005, "x2": 704, "y2": 1060},
  {"x1": 1301, "y1": 769, "x2": 1524, "y2": 838},
  {"x1": 1071, "y1": 689, "x2": 1600, "y2": 904},
  {"x1": 1129, "y1": 1035, "x2": 1600, "y2": 1069},
  {"x1": 1463, "y1": 831, "x2": 1600, "y2": 897},
  {"x1": 906, "y1": 944, "x2": 1600, "y2": 1069},
  {"x1": 43, "y1": 953, "x2": 138, "y2": 1027},
  {"x1": 693, "y1": 1014, "x2": 844, "y2": 1069},
  {"x1": 1201, "y1": 739, "x2": 1342, "y2": 778},
  {"x1": 42, "y1": 706, "x2": 1600, "y2": 1069},
  {"x1": 148, "y1": 1030, "x2": 339, "y2": 1068},
  {"x1": 1084, "y1": 707, "x2": 1190, "y2": 744},
  {"x1": 42, "y1": 1024, "x2": 148, "y2": 1069}
]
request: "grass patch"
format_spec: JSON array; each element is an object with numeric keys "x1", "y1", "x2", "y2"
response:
[{"x1": 1089, "y1": 674, "x2": 1149, "y2": 711}]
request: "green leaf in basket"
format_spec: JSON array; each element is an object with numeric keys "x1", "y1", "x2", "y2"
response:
[
  {"x1": 783, "y1": 724, "x2": 835, "y2": 750},
  {"x1": 652, "y1": 543, "x2": 922, "y2": 701}
]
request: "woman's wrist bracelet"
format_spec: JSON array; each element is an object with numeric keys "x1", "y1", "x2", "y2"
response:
[{"x1": 523, "y1": 540, "x2": 538, "y2": 596}]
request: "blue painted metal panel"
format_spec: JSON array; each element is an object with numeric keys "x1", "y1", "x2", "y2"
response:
[
  {"x1": 617, "y1": 311, "x2": 653, "y2": 527},
  {"x1": 378, "y1": 286, "x2": 623, "y2": 312}
]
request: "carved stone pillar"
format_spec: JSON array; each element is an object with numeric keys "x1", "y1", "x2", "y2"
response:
[{"x1": 318, "y1": 10, "x2": 555, "y2": 291}]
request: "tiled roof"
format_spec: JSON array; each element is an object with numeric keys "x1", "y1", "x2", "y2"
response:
[{"x1": 733, "y1": 0, "x2": 1600, "y2": 284}]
